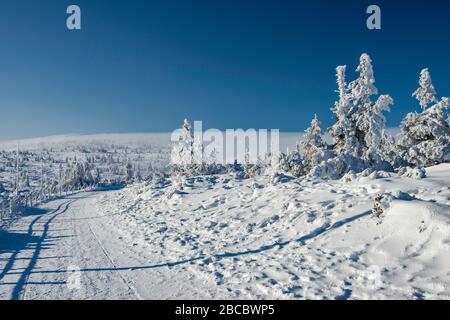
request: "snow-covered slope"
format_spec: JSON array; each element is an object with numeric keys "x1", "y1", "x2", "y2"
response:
[
  {"x1": 0, "y1": 133, "x2": 172, "y2": 151},
  {"x1": 97, "y1": 164, "x2": 450, "y2": 299},
  {"x1": 0, "y1": 130, "x2": 400, "y2": 153}
]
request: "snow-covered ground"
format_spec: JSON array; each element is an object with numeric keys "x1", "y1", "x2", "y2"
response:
[
  {"x1": 1, "y1": 161, "x2": 448, "y2": 300},
  {"x1": 94, "y1": 163, "x2": 449, "y2": 299},
  {"x1": 0, "y1": 132, "x2": 448, "y2": 300}
]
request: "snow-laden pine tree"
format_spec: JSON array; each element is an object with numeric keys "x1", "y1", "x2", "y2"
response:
[
  {"x1": 301, "y1": 114, "x2": 328, "y2": 172},
  {"x1": 171, "y1": 119, "x2": 194, "y2": 175},
  {"x1": 350, "y1": 54, "x2": 378, "y2": 102},
  {"x1": 412, "y1": 68, "x2": 438, "y2": 111},
  {"x1": 287, "y1": 149, "x2": 305, "y2": 178},
  {"x1": 348, "y1": 54, "x2": 394, "y2": 166},
  {"x1": 125, "y1": 161, "x2": 133, "y2": 183},
  {"x1": 265, "y1": 143, "x2": 304, "y2": 180},
  {"x1": 329, "y1": 66, "x2": 359, "y2": 157},
  {"x1": 399, "y1": 79, "x2": 450, "y2": 168},
  {"x1": 64, "y1": 160, "x2": 97, "y2": 190},
  {"x1": 171, "y1": 119, "x2": 212, "y2": 176},
  {"x1": 357, "y1": 94, "x2": 394, "y2": 164},
  {"x1": 398, "y1": 69, "x2": 450, "y2": 167},
  {"x1": 69, "y1": 161, "x2": 84, "y2": 189},
  {"x1": 311, "y1": 54, "x2": 395, "y2": 179}
]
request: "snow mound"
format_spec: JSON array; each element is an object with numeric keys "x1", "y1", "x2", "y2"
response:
[{"x1": 380, "y1": 200, "x2": 450, "y2": 261}]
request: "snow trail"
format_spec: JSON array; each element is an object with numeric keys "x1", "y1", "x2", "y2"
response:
[
  {"x1": 0, "y1": 192, "x2": 224, "y2": 299},
  {"x1": 0, "y1": 194, "x2": 141, "y2": 299}
]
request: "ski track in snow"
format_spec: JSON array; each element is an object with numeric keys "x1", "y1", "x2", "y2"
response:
[{"x1": 1, "y1": 164, "x2": 450, "y2": 300}]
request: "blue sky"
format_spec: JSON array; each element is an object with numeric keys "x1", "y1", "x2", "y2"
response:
[{"x1": 0, "y1": 0, "x2": 449, "y2": 140}]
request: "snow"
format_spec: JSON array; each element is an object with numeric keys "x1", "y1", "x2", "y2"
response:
[
  {"x1": 0, "y1": 133, "x2": 172, "y2": 150},
  {"x1": 91, "y1": 164, "x2": 449, "y2": 299},
  {"x1": 1, "y1": 132, "x2": 448, "y2": 300}
]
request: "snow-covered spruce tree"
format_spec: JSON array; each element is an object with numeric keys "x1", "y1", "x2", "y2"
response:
[
  {"x1": 311, "y1": 54, "x2": 394, "y2": 179},
  {"x1": 398, "y1": 88, "x2": 450, "y2": 167},
  {"x1": 124, "y1": 161, "x2": 134, "y2": 183},
  {"x1": 70, "y1": 161, "x2": 85, "y2": 189},
  {"x1": 198, "y1": 146, "x2": 223, "y2": 175},
  {"x1": 266, "y1": 142, "x2": 305, "y2": 180},
  {"x1": 171, "y1": 119, "x2": 218, "y2": 176},
  {"x1": 82, "y1": 161, "x2": 97, "y2": 186},
  {"x1": 412, "y1": 68, "x2": 438, "y2": 111},
  {"x1": 301, "y1": 114, "x2": 329, "y2": 172},
  {"x1": 398, "y1": 69, "x2": 450, "y2": 167},
  {"x1": 349, "y1": 53, "x2": 394, "y2": 166},
  {"x1": 64, "y1": 160, "x2": 98, "y2": 190},
  {"x1": 171, "y1": 119, "x2": 195, "y2": 176},
  {"x1": 357, "y1": 94, "x2": 394, "y2": 165},
  {"x1": 287, "y1": 143, "x2": 305, "y2": 177},
  {"x1": 329, "y1": 65, "x2": 360, "y2": 157}
]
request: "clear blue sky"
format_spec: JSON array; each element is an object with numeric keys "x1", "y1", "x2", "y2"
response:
[{"x1": 0, "y1": 0, "x2": 449, "y2": 140}]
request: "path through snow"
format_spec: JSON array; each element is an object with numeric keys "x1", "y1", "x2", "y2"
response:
[{"x1": 0, "y1": 192, "x2": 224, "y2": 300}]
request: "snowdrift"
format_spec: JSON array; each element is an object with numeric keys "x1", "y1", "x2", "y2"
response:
[{"x1": 96, "y1": 164, "x2": 450, "y2": 299}]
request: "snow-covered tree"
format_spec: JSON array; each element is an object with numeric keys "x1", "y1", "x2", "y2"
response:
[
  {"x1": 171, "y1": 119, "x2": 220, "y2": 176},
  {"x1": 64, "y1": 160, "x2": 98, "y2": 190},
  {"x1": 286, "y1": 147, "x2": 305, "y2": 178},
  {"x1": 398, "y1": 69, "x2": 449, "y2": 167},
  {"x1": 398, "y1": 96, "x2": 450, "y2": 167},
  {"x1": 301, "y1": 114, "x2": 328, "y2": 171},
  {"x1": 349, "y1": 53, "x2": 394, "y2": 165},
  {"x1": 266, "y1": 149, "x2": 304, "y2": 181},
  {"x1": 349, "y1": 53, "x2": 378, "y2": 103},
  {"x1": 125, "y1": 161, "x2": 134, "y2": 183},
  {"x1": 412, "y1": 68, "x2": 438, "y2": 111},
  {"x1": 329, "y1": 65, "x2": 360, "y2": 157},
  {"x1": 171, "y1": 119, "x2": 194, "y2": 174},
  {"x1": 319, "y1": 54, "x2": 396, "y2": 177},
  {"x1": 356, "y1": 94, "x2": 394, "y2": 163}
]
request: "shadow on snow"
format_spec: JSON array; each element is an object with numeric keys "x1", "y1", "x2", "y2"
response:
[{"x1": 0, "y1": 200, "x2": 75, "y2": 300}]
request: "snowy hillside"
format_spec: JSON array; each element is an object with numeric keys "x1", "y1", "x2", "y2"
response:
[
  {"x1": 94, "y1": 164, "x2": 450, "y2": 299},
  {"x1": 0, "y1": 133, "x2": 172, "y2": 151}
]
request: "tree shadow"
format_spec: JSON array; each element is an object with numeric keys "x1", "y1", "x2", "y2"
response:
[
  {"x1": 0, "y1": 231, "x2": 42, "y2": 254},
  {"x1": 0, "y1": 200, "x2": 75, "y2": 300},
  {"x1": 22, "y1": 207, "x2": 49, "y2": 217}
]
